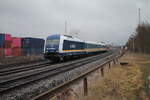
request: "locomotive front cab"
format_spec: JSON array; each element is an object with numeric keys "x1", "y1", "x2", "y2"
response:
[{"x1": 44, "y1": 35, "x2": 60, "y2": 60}]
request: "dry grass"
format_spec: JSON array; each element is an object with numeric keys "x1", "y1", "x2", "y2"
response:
[{"x1": 63, "y1": 52, "x2": 150, "y2": 100}]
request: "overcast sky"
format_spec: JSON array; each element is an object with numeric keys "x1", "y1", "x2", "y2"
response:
[{"x1": 0, "y1": 0, "x2": 149, "y2": 45}]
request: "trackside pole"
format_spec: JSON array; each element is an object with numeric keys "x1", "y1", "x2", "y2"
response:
[
  {"x1": 101, "y1": 67, "x2": 104, "y2": 77},
  {"x1": 83, "y1": 77, "x2": 88, "y2": 96},
  {"x1": 113, "y1": 60, "x2": 116, "y2": 65},
  {"x1": 109, "y1": 61, "x2": 111, "y2": 69}
]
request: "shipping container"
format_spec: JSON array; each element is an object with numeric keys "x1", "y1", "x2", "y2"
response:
[
  {"x1": 22, "y1": 48, "x2": 31, "y2": 56},
  {"x1": 2, "y1": 33, "x2": 12, "y2": 48},
  {"x1": 5, "y1": 34, "x2": 11, "y2": 40},
  {"x1": 31, "y1": 48, "x2": 44, "y2": 55},
  {"x1": 12, "y1": 37, "x2": 22, "y2": 48},
  {"x1": 22, "y1": 48, "x2": 44, "y2": 56},
  {"x1": 12, "y1": 47, "x2": 22, "y2": 56},
  {"x1": 0, "y1": 34, "x2": 5, "y2": 47},
  {"x1": 22, "y1": 37, "x2": 45, "y2": 56},
  {"x1": 5, "y1": 48, "x2": 12, "y2": 56},
  {"x1": 0, "y1": 48, "x2": 4, "y2": 57},
  {"x1": 22, "y1": 38, "x2": 45, "y2": 48},
  {"x1": 4, "y1": 40, "x2": 12, "y2": 48}
]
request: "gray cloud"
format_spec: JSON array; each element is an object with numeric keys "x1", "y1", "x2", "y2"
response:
[{"x1": 0, "y1": 0, "x2": 149, "y2": 45}]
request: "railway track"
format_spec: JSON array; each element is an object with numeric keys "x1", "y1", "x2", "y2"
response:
[
  {"x1": 0, "y1": 60, "x2": 47, "y2": 70},
  {"x1": 0, "y1": 54, "x2": 103, "y2": 76},
  {"x1": 0, "y1": 51, "x2": 116, "y2": 95},
  {"x1": 0, "y1": 52, "x2": 111, "y2": 76},
  {"x1": 0, "y1": 61, "x2": 51, "y2": 76}
]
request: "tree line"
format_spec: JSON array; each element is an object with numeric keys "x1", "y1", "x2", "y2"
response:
[{"x1": 126, "y1": 22, "x2": 150, "y2": 54}]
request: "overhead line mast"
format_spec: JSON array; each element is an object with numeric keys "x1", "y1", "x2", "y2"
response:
[
  {"x1": 139, "y1": 8, "x2": 141, "y2": 26},
  {"x1": 65, "y1": 20, "x2": 67, "y2": 34}
]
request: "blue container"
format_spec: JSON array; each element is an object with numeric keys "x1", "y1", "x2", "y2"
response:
[
  {"x1": 22, "y1": 48, "x2": 30, "y2": 56},
  {"x1": 22, "y1": 37, "x2": 45, "y2": 55},
  {"x1": 22, "y1": 48, "x2": 44, "y2": 56},
  {"x1": 22, "y1": 38, "x2": 45, "y2": 48},
  {"x1": 0, "y1": 34, "x2": 5, "y2": 47}
]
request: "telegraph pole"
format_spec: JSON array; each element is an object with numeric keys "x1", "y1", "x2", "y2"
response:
[
  {"x1": 133, "y1": 36, "x2": 135, "y2": 52},
  {"x1": 139, "y1": 8, "x2": 141, "y2": 26}
]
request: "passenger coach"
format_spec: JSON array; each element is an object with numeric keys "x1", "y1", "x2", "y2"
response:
[{"x1": 44, "y1": 34, "x2": 107, "y2": 61}]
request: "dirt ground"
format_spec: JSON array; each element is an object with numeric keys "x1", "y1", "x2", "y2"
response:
[{"x1": 53, "y1": 52, "x2": 150, "y2": 100}]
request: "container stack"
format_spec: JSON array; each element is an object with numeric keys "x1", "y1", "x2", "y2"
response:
[
  {"x1": 0, "y1": 34, "x2": 5, "y2": 57},
  {"x1": 22, "y1": 38, "x2": 45, "y2": 56},
  {"x1": 12, "y1": 37, "x2": 22, "y2": 56},
  {"x1": 4, "y1": 34, "x2": 12, "y2": 56},
  {"x1": 0, "y1": 33, "x2": 45, "y2": 57}
]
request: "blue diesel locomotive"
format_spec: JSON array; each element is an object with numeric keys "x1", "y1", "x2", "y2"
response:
[{"x1": 44, "y1": 34, "x2": 107, "y2": 61}]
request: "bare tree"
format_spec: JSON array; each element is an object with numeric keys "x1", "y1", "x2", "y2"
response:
[{"x1": 126, "y1": 22, "x2": 150, "y2": 54}]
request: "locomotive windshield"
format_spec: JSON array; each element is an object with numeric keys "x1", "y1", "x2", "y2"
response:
[
  {"x1": 46, "y1": 39, "x2": 60, "y2": 47},
  {"x1": 45, "y1": 35, "x2": 60, "y2": 51},
  {"x1": 46, "y1": 39, "x2": 59, "y2": 46}
]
